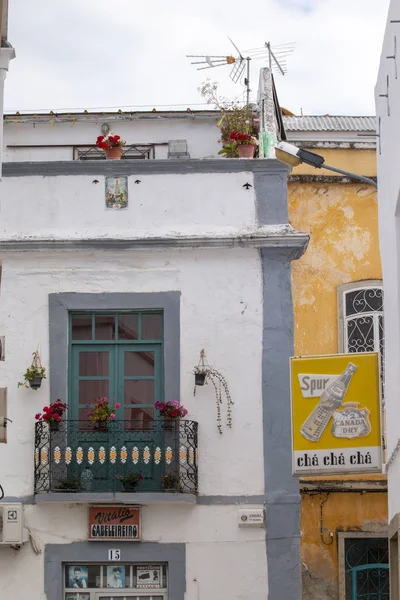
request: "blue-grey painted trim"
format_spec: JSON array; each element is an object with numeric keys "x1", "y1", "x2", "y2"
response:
[
  {"x1": 2, "y1": 159, "x2": 291, "y2": 177},
  {"x1": 197, "y1": 495, "x2": 266, "y2": 505},
  {"x1": 254, "y1": 169, "x2": 289, "y2": 226},
  {"x1": 35, "y1": 492, "x2": 196, "y2": 504},
  {"x1": 44, "y1": 541, "x2": 186, "y2": 600},
  {"x1": 261, "y1": 247, "x2": 302, "y2": 600},
  {"x1": 0, "y1": 232, "x2": 309, "y2": 254},
  {"x1": 2, "y1": 495, "x2": 35, "y2": 504},
  {"x1": 49, "y1": 292, "x2": 180, "y2": 414}
]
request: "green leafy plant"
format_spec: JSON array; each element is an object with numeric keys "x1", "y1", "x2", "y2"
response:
[
  {"x1": 218, "y1": 142, "x2": 239, "y2": 158},
  {"x1": 194, "y1": 349, "x2": 233, "y2": 435},
  {"x1": 54, "y1": 478, "x2": 80, "y2": 491},
  {"x1": 18, "y1": 365, "x2": 46, "y2": 389},
  {"x1": 86, "y1": 397, "x2": 121, "y2": 425},
  {"x1": 116, "y1": 472, "x2": 143, "y2": 485},
  {"x1": 199, "y1": 79, "x2": 259, "y2": 146},
  {"x1": 161, "y1": 472, "x2": 181, "y2": 491}
]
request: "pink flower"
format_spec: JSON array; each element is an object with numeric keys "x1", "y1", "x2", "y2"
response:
[
  {"x1": 86, "y1": 412, "x2": 91, "y2": 418},
  {"x1": 110, "y1": 413, "x2": 115, "y2": 419},
  {"x1": 115, "y1": 403, "x2": 121, "y2": 408},
  {"x1": 35, "y1": 413, "x2": 40, "y2": 420}
]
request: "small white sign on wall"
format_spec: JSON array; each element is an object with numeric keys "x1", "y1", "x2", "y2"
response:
[
  {"x1": 108, "y1": 549, "x2": 121, "y2": 561},
  {"x1": 238, "y1": 507, "x2": 265, "y2": 527}
]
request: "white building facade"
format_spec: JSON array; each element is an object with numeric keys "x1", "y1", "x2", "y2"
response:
[
  {"x1": 376, "y1": 1, "x2": 400, "y2": 597},
  {"x1": 0, "y1": 109, "x2": 308, "y2": 600}
]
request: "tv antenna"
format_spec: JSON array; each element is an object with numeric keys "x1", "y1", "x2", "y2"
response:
[
  {"x1": 187, "y1": 39, "x2": 294, "y2": 105},
  {"x1": 187, "y1": 37, "x2": 251, "y2": 105}
]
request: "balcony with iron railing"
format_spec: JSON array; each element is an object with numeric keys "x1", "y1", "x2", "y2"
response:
[{"x1": 34, "y1": 420, "x2": 198, "y2": 502}]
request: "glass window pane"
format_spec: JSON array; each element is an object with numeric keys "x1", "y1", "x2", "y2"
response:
[
  {"x1": 124, "y1": 380, "x2": 154, "y2": 405},
  {"x1": 72, "y1": 315, "x2": 92, "y2": 340},
  {"x1": 79, "y1": 380, "x2": 109, "y2": 406},
  {"x1": 65, "y1": 565, "x2": 90, "y2": 589},
  {"x1": 118, "y1": 315, "x2": 139, "y2": 340},
  {"x1": 345, "y1": 288, "x2": 383, "y2": 316},
  {"x1": 125, "y1": 352, "x2": 154, "y2": 376},
  {"x1": 141, "y1": 314, "x2": 163, "y2": 340},
  {"x1": 105, "y1": 565, "x2": 127, "y2": 588},
  {"x1": 346, "y1": 316, "x2": 375, "y2": 353},
  {"x1": 124, "y1": 407, "x2": 154, "y2": 430},
  {"x1": 95, "y1": 315, "x2": 116, "y2": 340},
  {"x1": 79, "y1": 352, "x2": 109, "y2": 376}
]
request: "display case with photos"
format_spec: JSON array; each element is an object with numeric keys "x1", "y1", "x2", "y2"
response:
[{"x1": 64, "y1": 563, "x2": 167, "y2": 598}]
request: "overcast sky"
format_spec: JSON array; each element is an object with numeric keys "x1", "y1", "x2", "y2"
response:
[{"x1": 4, "y1": 0, "x2": 390, "y2": 116}]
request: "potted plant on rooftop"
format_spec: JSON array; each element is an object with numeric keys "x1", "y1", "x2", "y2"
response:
[
  {"x1": 96, "y1": 132, "x2": 125, "y2": 160},
  {"x1": 199, "y1": 79, "x2": 259, "y2": 159}
]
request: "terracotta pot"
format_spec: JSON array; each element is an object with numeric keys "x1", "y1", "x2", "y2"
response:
[
  {"x1": 238, "y1": 144, "x2": 255, "y2": 159},
  {"x1": 104, "y1": 147, "x2": 123, "y2": 160}
]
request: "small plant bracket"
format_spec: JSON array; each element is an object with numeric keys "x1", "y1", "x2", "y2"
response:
[{"x1": 193, "y1": 349, "x2": 233, "y2": 434}]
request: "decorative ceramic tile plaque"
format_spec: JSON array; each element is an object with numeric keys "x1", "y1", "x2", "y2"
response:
[{"x1": 105, "y1": 176, "x2": 128, "y2": 209}]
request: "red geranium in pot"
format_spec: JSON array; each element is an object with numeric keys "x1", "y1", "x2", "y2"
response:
[{"x1": 96, "y1": 133, "x2": 125, "y2": 160}]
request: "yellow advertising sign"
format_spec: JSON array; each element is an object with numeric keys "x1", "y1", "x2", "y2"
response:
[{"x1": 291, "y1": 353, "x2": 382, "y2": 476}]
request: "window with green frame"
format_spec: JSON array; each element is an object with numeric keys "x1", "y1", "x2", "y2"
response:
[{"x1": 69, "y1": 311, "x2": 164, "y2": 426}]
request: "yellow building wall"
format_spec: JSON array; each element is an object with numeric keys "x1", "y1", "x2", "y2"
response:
[
  {"x1": 289, "y1": 147, "x2": 387, "y2": 600},
  {"x1": 301, "y1": 491, "x2": 388, "y2": 600}
]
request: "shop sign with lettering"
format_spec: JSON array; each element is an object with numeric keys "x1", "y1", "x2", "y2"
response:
[
  {"x1": 291, "y1": 353, "x2": 382, "y2": 476},
  {"x1": 88, "y1": 506, "x2": 141, "y2": 541}
]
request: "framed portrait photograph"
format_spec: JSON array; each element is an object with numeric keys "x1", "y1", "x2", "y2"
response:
[
  {"x1": 107, "y1": 565, "x2": 126, "y2": 588},
  {"x1": 68, "y1": 566, "x2": 88, "y2": 589}
]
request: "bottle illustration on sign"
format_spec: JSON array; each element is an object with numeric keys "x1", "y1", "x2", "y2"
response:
[{"x1": 300, "y1": 362, "x2": 357, "y2": 442}]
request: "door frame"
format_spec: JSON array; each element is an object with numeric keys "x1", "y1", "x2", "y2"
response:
[{"x1": 338, "y1": 530, "x2": 388, "y2": 600}]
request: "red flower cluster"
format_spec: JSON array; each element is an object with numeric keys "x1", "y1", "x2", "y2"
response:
[
  {"x1": 96, "y1": 134, "x2": 123, "y2": 149},
  {"x1": 35, "y1": 399, "x2": 67, "y2": 423},
  {"x1": 230, "y1": 130, "x2": 252, "y2": 143},
  {"x1": 154, "y1": 400, "x2": 188, "y2": 418},
  {"x1": 86, "y1": 397, "x2": 120, "y2": 424}
]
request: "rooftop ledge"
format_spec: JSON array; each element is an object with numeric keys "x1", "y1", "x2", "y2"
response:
[
  {"x1": 34, "y1": 492, "x2": 197, "y2": 504},
  {"x1": 0, "y1": 227, "x2": 310, "y2": 257},
  {"x1": 1, "y1": 158, "x2": 291, "y2": 177}
]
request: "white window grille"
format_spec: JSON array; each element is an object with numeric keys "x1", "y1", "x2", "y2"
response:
[{"x1": 338, "y1": 280, "x2": 384, "y2": 382}]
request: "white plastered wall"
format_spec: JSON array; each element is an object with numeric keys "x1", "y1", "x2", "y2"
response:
[{"x1": 376, "y1": 0, "x2": 400, "y2": 518}]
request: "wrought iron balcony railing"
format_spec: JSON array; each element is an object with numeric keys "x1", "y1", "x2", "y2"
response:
[{"x1": 34, "y1": 420, "x2": 198, "y2": 495}]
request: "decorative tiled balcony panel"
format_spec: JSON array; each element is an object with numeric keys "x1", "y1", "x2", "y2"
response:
[{"x1": 34, "y1": 420, "x2": 198, "y2": 495}]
